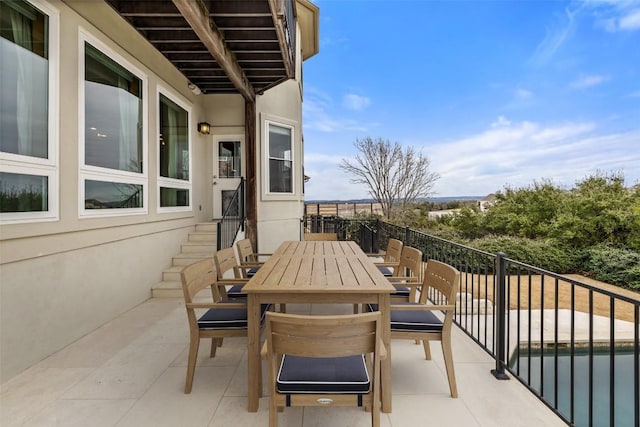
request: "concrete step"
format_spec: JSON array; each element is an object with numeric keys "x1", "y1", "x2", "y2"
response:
[
  {"x1": 181, "y1": 241, "x2": 216, "y2": 254},
  {"x1": 195, "y1": 222, "x2": 218, "y2": 233},
  {"x1": 188, "y1": 231, "x2": 217, "y2": 243},
  {"x1": 151, "y1": 280, "x2": 183, "y2": 298},
  {"x1": 162, "y1": 265, "x2": 184, "y2": 282},
  {"x1": 172, "y1": 252, "x2": 212, "y2": 266}
]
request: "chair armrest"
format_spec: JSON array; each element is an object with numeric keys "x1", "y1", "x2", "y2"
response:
[
  {"x1": 240, "y1": 262, "x2": 264, "y2": 268},
  {"x1": 260, "y1": 341, "x2": 268, "y2": 359},
  {"x1": 390, "y1": 304, "x2": 455, "y2": 311},
  {"x1": 186, "y1": 302, "x2": 247, "y2": 309},
  {"x1": 374, "y1": 262, "x2": 399, "y2": 267},
  {"x1": 217, "y1": 279, "x2": 249, "y2": 285},
  {"x1": 378, "y1": 339, "x2": 388, "y2": 360},
  {"x1": 386, "y1": 276, "x2": 419, "y2": 281}
]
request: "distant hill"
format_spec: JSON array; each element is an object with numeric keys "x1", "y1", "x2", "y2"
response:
[{"x1": 306, "y1": 196, "x2": 483, "y2": 203}]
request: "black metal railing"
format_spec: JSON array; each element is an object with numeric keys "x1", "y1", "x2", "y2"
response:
[
  {"x1": 216, "y1": 178, "x2": 245, "y2": 250},
  {"x1": 322, "y1": 216, "x2": 639, "y2": 427},
  {"x1": 280, "y1": 0, "x2": 297, "y2": 71}
]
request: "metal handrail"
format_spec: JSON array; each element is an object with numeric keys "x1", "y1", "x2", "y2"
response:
[{"x1": 216, "y1": 178, "x2": 245, "y2": 250}]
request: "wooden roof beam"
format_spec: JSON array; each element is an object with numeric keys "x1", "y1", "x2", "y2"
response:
[{"x1": 172, "y1": 0, "x2": 255, "y2": 100}]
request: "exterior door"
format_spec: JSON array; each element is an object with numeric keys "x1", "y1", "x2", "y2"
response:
[{"x1": 212, "y1": 136, "x2": 243, "y2": 218}]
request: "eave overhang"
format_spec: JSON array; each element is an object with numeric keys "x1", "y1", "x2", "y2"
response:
[{"x1": 105, "y1": 0, "x2": 300, "y2": 99}]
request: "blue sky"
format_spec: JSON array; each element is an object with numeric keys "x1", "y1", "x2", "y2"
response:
[{"x1": 302, "y1": 0, "x2": 640, "y2": 200}]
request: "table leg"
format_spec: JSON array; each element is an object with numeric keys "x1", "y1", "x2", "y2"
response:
[
  {"x1": 380, "y1": 293, "x2": 392, "y2": 413},
  {"x1": 247, "y1": 295, "x2": 260, "y2": 412}
]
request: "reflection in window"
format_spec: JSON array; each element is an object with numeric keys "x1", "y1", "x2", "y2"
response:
[
  {"x1": 221, "y1": 190, "x2": 239, "y2": 216},
  {"x1": 85, "y1": 180, "x2": 142, "y2": 209},
  {"x1": 0, "y1": 0, "x2": 49, "y2": 158},
  {"x1": 159, "y1": 94, "x2": 188, "y2": 180},
  {"x1": 0, "y1": 172, "x2": 47, "y2": 212},
  {"x1": 218, "y1": 141, "x2": 240, "y2": 178},
  {"x1": 160, "y1": 187, "x2": 188, "y2": 207},
  {"x1": 84, "y1": 42, "x2": 142, "y2": 173},
  {"x1": 268, "y1": 124, "x2": 292, "y2": 193}
]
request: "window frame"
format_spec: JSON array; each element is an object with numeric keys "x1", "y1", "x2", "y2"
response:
[
  {"x1": 263, "y1": 118, "x2": 296, "y2": 197},
  {"x1": 0, "y1": 0, "x2": 59, "y2": 224},
  {"x1": 78, "y1": 29, "x2": 148, "y2": 218},
  {"x1": 156, "y1": 85, "x2": 192, "y2": 213}
]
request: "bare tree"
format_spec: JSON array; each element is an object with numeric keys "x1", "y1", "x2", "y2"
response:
[{"x1": 339, "y1": 137, "x2": 440, "y2": 218}]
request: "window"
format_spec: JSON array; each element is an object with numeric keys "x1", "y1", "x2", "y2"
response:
[
  {"x1": 218, "y1": 141, "x2": 240, "y2": 178},
  {"x1": 79, "y1": 32, "x2": 147, "y2": 216},
  {"x1": 267, "y1": 122, "x2": 293, "y2": 194},
  {"x1": 85, "y1": 179, "x2": 142, "y2": 209},
  {"x1": 84, "y1": 43, "x2": 142, "y2": 173},
  {"x1": 158, "y1": 88, "x2": 191, "y2": 211},
  {"x1": 0, "y1": 0, "x2": 58, "y2": 222}
]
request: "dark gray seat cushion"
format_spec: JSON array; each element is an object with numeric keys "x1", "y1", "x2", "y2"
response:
[
  {"x1": 377, "y1": 266, "x2": 394, "y2": 276},
  {"x1": 227, "y1": 284, "x2": 247, "y2": 298},
  {"x1": 277, "y1": 355, "x2": 370, "y2": 394},
  {"x1": 391, "y1": 285, "x2": 410, "y2": 297},
  {"x1": 368, "y1": 303, "x2": 444, "y2": 332},
  {"x1": 197, "y1": 303, "x2": 268, "y2": 329}
]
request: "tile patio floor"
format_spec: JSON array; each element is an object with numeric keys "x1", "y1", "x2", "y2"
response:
[{"x1": 0, "y1": 298, "x2": 566, "y2": 427}]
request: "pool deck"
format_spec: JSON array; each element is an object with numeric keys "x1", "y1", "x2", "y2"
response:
[{"x1": 1, "y1": 298, "x2": 571, "y2": 427}]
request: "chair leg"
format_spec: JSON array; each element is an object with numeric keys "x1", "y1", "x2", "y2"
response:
[
  {"x1": 441, "y1": 336, "x2": 458, "y2": 398},
  {"x1": 210, "y1": 338, "x2": 219, "y2": 357},
  {"x1": 279, "y1": 304, "x2": 286, "y2": 313},
  {"x1": 422, "y1": 339, "x2": 432, "y2": 360},
  {"x1": 353, "y1": 304, "x2": 359, "y2": 314},
  {"x1": 185, "y1": 338, "x2": 200, "y2": 393}
]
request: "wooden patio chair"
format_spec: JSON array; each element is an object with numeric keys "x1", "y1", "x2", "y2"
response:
[
  {"x1": 262, "y1": 311, "x2": 386, "y2": 427},
  {"x1": 386, "y1": 259, "x2": 460, "y2": 397},
  {"x1": 213, "y1": 246, "x2": 250, "y2": 299},
  {"x1": 235, "y1": 238, "x2": 271, "y2": 278},
  {"x1": 368, "y1": 238, "x2": 403, "y2": 277},
  {"x1": 180, "y1": 258, "x2": 266, "y2": 393},
  {"x1": 386, "y1": 245, "x2": 423, "y2": 303}
]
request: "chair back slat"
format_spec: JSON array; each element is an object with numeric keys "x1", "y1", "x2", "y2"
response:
[
  {"x1": 394, "y1": 246, "x2": 423, "y2": 281},
  {"x1": 180, "y1": 258, "x2": 217, "y2": 303},
  {"x1": 267, "y1": 312, "x2": 380, "y2": 358},
  {"x1": 384, "y1": 239, "x2": 403, "y2": 263},
  {"x1": 272, "y1": 335, "x2": 375, "y2": 358},
  {"x1": 214, "y1": 247, "x2": 241, "y2": 279},
  {"x1": 420, "y1": 259, "x2": 459, "y2": 305},
  {"x1": 235, "y1": 239, "x2": 255, "y2": 263}
]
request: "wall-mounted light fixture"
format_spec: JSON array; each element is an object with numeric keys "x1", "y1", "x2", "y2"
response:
[
  {"x1": 198, "y1": 122, "x2": 211, "y2": 135},
  {"x1": 187, "y1": 82, "x2": 201, "y2": 95}
]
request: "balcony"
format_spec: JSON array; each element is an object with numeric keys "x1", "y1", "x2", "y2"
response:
[
  {"x1": 3, "y1": 219, "x2": 636, "y2": 426},
  {"x1": 0, "y1": 299, "x2": 564, "y2": 426}
]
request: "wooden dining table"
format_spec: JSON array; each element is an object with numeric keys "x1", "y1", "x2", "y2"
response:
[{"x1": 242, "y1": 240, "x2": 396, "y2": 413}]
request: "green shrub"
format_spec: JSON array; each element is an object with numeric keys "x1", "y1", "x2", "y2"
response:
[
  {"x1": 581, "y1": 246, "x2": 640, "y2": 290},
  {"x1": 468, "y1": 235, "x2": 580, "y2": 273}
]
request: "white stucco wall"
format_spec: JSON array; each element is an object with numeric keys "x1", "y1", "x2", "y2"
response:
[{"x1": 0, "y1": 0, "x2": 238, "y2": 383}]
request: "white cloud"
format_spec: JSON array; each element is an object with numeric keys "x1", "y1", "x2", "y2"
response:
[
  {"x1": 303, "y1": 119, "x2": 640, "y2": 200},
  {"x1": 424, "y1": 118, "x2": 639, "y2": 197},
  {"x1": 570, "y1": 74, "x2": 610, "y2": 89},
  {"x1": 619, "y1": 9, "x2": 640, "y2": 30},
  {"x1": 342, "y1": 94, "x2": 371, "y2": 111},
  {"x1": 491, "y1": 116, "x2": 511, "y2": 128},
  {"x1": 515, "y1": 88, "x2": 533, "y2": 99},
  {"x1": 303, "y1": 87, "x2": 376, "y2": 133},
  {"x1": 529, "y1": 4, "x2": 583, "y2": 66}
]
